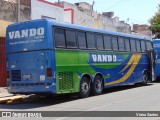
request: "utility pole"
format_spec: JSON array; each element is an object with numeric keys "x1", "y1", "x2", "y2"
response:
[
  {"x1": 92, "y1": 1, "x2": 95, "y2": 11},
  {"x1": 17, "y1": 0, "x2": 20, "y2": 22},
  {"x1": 91, "y1": 1, "x2": 95, "y2": 16}
]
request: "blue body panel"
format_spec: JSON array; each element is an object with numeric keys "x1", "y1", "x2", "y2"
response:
[
  {"x1": 6, "y1": 19, "x2": 56, "y2": 94},
  {"x1": 7, "y1": 50, "x2": 56, "y2": 94},
  {"x1": 6, "y1": 19, "x2": 53, "y2": 53},
  {"x1": 153, "y1": 39, "x2": 160, "y2": 80},
  {"x1": 89, "y1": 53, "x2": 149, "y2": 88}
]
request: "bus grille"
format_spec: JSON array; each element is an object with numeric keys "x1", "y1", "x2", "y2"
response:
[
  {"x1": 11, "y1": 70, "x2": 21, "y2": 81},
  {"x1": 59, "y1": 72, "x2": 73, "y2": 91}
]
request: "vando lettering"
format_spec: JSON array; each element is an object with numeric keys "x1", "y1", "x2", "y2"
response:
[
  {"x1": 91, "y1": 54, "x2": 117, "y2": 63},
  {"x1": 153, "y1": 43, "x2": 160, "y2": 48},
  {"x1": 9, "y1": 27, "x2": 45, "y2": 39}
]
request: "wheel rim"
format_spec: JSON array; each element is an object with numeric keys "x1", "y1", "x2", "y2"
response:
[
  {"x1": 81, "y1": 81, "x2": 89, "y2": 95},
  {"x1": 95, "y1": 79, "x2": 102, "y2": 92},
  {"x1": 145, "y1": 73, "x2": 148, "y2": 82}
]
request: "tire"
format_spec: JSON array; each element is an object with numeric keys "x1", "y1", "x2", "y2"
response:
[
  {"x1": 91, "y1": 75, "x2": 103, "y2": 95},
  {"x1": 79, "y1": 77, "x2": 90, "y2": 98},
  {"x1": 142, "y1": 71, "x2": 148, "y2": 85}
]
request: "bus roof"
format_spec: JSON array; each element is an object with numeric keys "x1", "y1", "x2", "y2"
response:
[
  {"x1": 8, "y1": 19, "x2": 152, "y2": 41},
  {"x1": 51, "y1": 19, "x2": 151, "y2": 41}
]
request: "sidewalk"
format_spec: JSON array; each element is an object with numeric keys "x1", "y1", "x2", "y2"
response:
[{"x1": 0, "y1": 87, "x2": 13, "y2": 98}]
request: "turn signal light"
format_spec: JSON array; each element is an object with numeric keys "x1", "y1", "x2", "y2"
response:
[{"x1": 47, "y1": 68, "x2": 52, "y2": 79}]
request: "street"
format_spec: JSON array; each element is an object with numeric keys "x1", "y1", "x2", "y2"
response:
[{"x1": 1, "y1": 82, "x2": 160, "y2": 120}]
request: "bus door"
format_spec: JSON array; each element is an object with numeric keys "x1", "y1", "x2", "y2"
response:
[
  {"x1": 147, "y1": 49, "x2": 156, "y2": 81},
  {"x1": 154, "y1": 50, "x2": 160, "y2": 80}
]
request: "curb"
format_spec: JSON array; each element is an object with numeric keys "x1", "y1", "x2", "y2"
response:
[
  {"x1": 0, "y1": 95, "x2": 24, "y2": 104},
  {"x1": 0, "y1": 87, "x2": 13, "y2": 98},
  {"x1": 0, "y1": 95, "x2": 14, "y2": 98}
]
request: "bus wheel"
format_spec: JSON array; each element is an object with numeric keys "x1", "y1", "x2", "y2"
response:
[
  {"x1": 142, "y1": 71, "x2": 148, "y2": 85},
  {"x1": 79, "y1": 77, "x2": 90, "y2": 98},
  {"x1": 91, "y1": 75, "x2": 103, "y2": 95}
]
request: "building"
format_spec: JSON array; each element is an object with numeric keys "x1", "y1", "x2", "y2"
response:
[
  {"x1": 0, "y1": 20, "x2": 10, "y2": 87},
  {"x1": 59, "y1": 1, "x2": 131, "y2": 33},
  {"x1": 0, "y1": 0, "x2": 30, "y2": 86},
  {"x1": 132, "y1": 24, "x2": 152, "y2": 38},
  {"x1": 0, "y1": 0, "x2": 131, "y2": 32},
  {"x1": 0, "y1": 0, "x2": 30, "y2": 22}
]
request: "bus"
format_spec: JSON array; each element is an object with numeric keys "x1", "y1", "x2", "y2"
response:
[
  {"x1": 6, "y1": 19, "x2": 154, "y2": 98},
  {"x1": 153, "y1": 39, "x2": 160, "y2": 80}
]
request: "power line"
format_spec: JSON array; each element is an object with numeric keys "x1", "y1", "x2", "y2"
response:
[{"x1": 104, "y1": 0, "x2": 127, "y2": 11}]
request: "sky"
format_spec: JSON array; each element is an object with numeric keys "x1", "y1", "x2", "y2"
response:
[{"x1": 47, "y1": 0, "x2": 160, "y2": 25}]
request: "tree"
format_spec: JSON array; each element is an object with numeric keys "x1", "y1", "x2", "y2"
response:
[{"x1": 149, "y1": 4, "x2": 160, "y2": 38}]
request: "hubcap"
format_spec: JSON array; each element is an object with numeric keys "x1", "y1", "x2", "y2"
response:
[
  {"x1": 81, "y1": 81, "x2": 89, "y2": 94},
  {"x1": 95, "y1": 79, "x2": 102, "y2": 92},
  {"x1": 145, "y1": 74, "x2": 148, "y2": 82}
]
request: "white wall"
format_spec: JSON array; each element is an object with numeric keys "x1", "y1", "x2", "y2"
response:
[
  {"x1": 64, "y1": 10, "x2": 72, "y2": 24},
  {"x1": 31, "y1": 0, "x2": 64, "y2": 21}
]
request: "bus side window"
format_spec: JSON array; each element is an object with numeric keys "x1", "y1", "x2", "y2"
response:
[
  {"x1": 55, "y1": 28, "x2": 66, "y2": 48},
  {"x1": 77, "y1": 32, "x2": 87, "y2": 49},
  {"x1": 130, "y1": 39, "x2": 136, "y2": 52},
  {"x1": 96, "y1": 34, "x2": 104, "y2": 50},
  {"x1": 103, "y1": 35, "x2": 112, "y2": 50},
  {"x1": 86, "y1": 32, "x2": 96, "y2": 49},
  {"x1": 124, "y1": 38, "x2": 130, "y2": 51},
  {"x1": 136, "y1": 40, "x2": 141, "y2": 52},
  {"x1": 141, "y1": 40, "x2": 146, "y2": 52},
  {"x1": 66, "y1": 29, "x2": 77, "y2": 48},
  {"x1": 118, "y1": 37, "x2": 125, "y2": 51},
  {"x1": 146, "y1": 41, "x2": 153, "y2": 50},
  {"x1": 112, "y1": 36, "x2": 118, "y2": 51}
]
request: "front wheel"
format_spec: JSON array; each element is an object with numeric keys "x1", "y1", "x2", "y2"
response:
[
  {"x1": 142, "y1": 71, "x2": 149, "y2": 85},
  {"x1": 79, "y1": 77, "x2": 90, "y2": 98},
  {"x1": 91, "y1": 75, "x2": 103, "y2": 95}
]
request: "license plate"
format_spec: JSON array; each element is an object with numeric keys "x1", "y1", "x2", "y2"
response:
[{"x1": 23, "y1": 74, "x2": 32, "y2": 79}]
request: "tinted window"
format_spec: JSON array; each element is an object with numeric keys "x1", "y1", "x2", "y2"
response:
[
  {"x1": 55, "y1": 28, "x2": 65, "y2": 47},
  {"x1": 112, "y1": 37, "x2": 118, "y2": 51},
  {"x1": 136, "y1": 40, "x2": 141, "y2": 52},
  {"x1": 130, "y1": 39, "x2": 136, "y2": 52},
  {"x1": 66, "y1": 30, "x2": 77, "y2": 48},
  {"x1": 96, "y1": 34, "x2": 104, "y2": 50},
  {"x1": 78, "y1": 32, "x2": 87, "y2": 49},
  {"x1": 141, "y1": 40, "x2": 146, "y2": 52},
  {"x1": 104, "y1": 35, "x2": 112, "y2": 50},
  {"x1": 86, "y1": 33, "x2": 96, "y2": 49},
  {"x1": 146, "y1": 41, "x2": 153, "y2": 50},
  {"x1": 125, "y1": 38, "x2": 130, "y2": 51},
  {"x1": 118, "y1": 37, "x2": 125, "y2": 51}
]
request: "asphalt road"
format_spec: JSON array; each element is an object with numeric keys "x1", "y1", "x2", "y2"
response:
[{"x1": 1, "y1": 82, "x2": 160, "y2": 120}]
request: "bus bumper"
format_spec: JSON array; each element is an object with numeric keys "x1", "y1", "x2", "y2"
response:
[{"x1": 7, "y1": 83, "x2": 56, "y2": 95}]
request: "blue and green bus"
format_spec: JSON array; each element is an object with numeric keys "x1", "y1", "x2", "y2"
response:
[{"x1": 6, "y1": 19, "x2": 154, "y2": 98}]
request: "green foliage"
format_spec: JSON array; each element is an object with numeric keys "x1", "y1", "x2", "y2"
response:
[{"x1": 149, "y1": 4, "x2": 160, "y2": 38}]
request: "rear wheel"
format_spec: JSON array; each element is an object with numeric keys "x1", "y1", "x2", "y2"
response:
[
  {"x1": 91, "y1": 75, "x2": 103, "y2": 95},
  {"x1": 79, "y1": 77, "x2": 90, "y2": 98}
]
